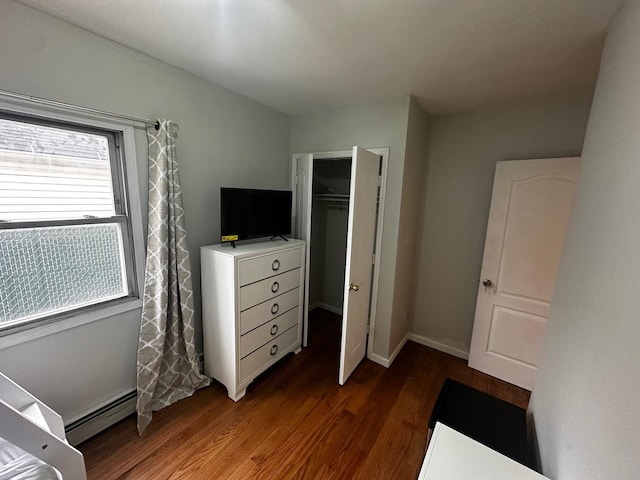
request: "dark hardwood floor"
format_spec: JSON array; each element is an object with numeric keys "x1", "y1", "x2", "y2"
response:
[{"x1": 79, "y1": 309, "x2": 529, "y2": 479}]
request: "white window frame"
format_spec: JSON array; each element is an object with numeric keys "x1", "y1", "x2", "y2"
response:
[{"x1": 0, "y1": 99, "x2": 145, "y2": 348}]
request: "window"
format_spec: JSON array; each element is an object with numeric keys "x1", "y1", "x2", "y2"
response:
[{"x1": 0, "y1": 112, "x2": 138, "y2": 333}]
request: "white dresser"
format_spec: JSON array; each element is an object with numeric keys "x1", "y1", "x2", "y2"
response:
[{"x1": 201, "y1": 239, "x2": 305, "y2": 401}]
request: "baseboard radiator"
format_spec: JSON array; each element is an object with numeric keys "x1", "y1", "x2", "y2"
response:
[
  {"x1": 65, "y1": 353, "x2": 206, "y2": 445},
  {"x1": 65, "y1": 391, "x2": 137, "y2": 446}
]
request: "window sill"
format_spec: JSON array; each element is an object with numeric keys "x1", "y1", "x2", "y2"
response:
[{"x1": 0, "y1": 298, "x2": 143, "y2": 350}]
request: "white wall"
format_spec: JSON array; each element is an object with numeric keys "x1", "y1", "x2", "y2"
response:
[
  {"x1": 309, "y1": 202, "x2": 326, "y2": 307},
  {"x1": 309, "y1": 203, "x2": 349, "y2": 313},
  {"x1": 0, "y1": 1, "x2": 290, "y2": 423},
  {"x1": 411, "y1": 95, "x2": 592, "y2": 355},
  {"x1": 390, "y1": 97, "x2": 430, "y2": 355},
  {"x1": 290, "y1": 97, "x2": 409, "y2": 358},
  {"x1": 529, "y1": 2, "x2": 640, "y2": 478}
]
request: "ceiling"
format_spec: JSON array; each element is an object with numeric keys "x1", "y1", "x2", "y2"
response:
[{"x1": 17, "y1": 0, "x2": 622, "y2": 116}]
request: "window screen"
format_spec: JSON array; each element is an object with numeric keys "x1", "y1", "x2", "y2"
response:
[{"x1": 0, "y1": 113, "x2": 136, "y2": 331}]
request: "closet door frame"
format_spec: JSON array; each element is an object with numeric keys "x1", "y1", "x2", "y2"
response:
[
  {"x1": 291, "y1": 153, "x2": 313, "y2": 347},
  {"x1": 291, "y1": 147, "x2": 389, "y2": 361}
]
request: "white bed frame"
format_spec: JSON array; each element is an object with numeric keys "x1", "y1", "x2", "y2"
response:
[{"x1": 0, "y1": 372, "x2": 86, "y2": 480}]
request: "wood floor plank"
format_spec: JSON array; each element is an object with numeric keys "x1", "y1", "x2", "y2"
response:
[{"x1": 80, "y1": 309, "x2": 530, "y2": 479}]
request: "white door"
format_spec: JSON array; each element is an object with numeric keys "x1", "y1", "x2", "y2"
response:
[
  {"x1": 338, "y1": 147, "x2": 380, "y2": 385},
  {"x1": 292, "y1": 153, "x2": 313, "y2": 347},
  {"x1": 468, "y1": 157, "x2": 580, "y2": 390}
]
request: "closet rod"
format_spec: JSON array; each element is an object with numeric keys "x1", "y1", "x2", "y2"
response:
[{"x1": 0, "y1": 89, "x2": 159, "y2": 130}]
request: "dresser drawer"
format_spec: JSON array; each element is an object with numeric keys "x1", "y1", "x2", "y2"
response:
[
  {"x1": 240, "y1": 307, "x2": 299, "y2": 358},
  {"x1": 240, "y1": 325, "x2": 298, "y2": 381},
  {"x1": 240, "y1": 288, "x2": 300, "y2": 335},
  {"x1": 240, "y1": 268, "x2": 300, "y2": 311},
  {"x1": 239, "y1": 247, "x2": 302, "y2": 287}
]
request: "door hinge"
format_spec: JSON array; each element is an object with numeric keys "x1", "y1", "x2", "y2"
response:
[
  {"x1": 378, "y1": 176, "x2": 382, "y2": 187},
  {"x1": 371, "y1": 253, "x2": 376, "y2": 265},
  {"x1": 366, "y1": 324, "x2": 371, "y2": 335}
]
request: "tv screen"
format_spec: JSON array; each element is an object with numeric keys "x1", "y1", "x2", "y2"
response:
[{"x1": 220, "y1": 187, "x2": 292, "y2": 243}]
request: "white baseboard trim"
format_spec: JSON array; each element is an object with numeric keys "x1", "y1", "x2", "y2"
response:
[
  {"x1": 388, "y1": 334, "x2": 409, "y2": 365},
  {"x1": 65, "y1": 390, "x2": 136, "y2": 445},
  {"x1": 309, "y1": 302, "x2": 342, "y2": 316},
  {"x1": 368, "y1": 352, "x2": 390, "y2": 368},
  {"x1": 368, "y1": 334, "x2": 409, "y2": 368},
  {"x1": 407, "y1": 333, "x2": 469, "y2": 360}
]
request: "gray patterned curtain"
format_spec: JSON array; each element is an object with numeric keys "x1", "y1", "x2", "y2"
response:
[{"x1": 136, "y1": 119, "x2": 209, "y2": 435}]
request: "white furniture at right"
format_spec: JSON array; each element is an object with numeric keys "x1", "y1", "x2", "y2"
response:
[{"x1": 418, "y1": 422, "x2": 550, "y2": 480}]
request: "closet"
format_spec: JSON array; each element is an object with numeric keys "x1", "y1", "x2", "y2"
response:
[
  {"x1": 292, "y1": 147, "x2": 388, "y2": 385},
  {"x1": 308, "y1": 158, "x2": 351, "y2": 316}
]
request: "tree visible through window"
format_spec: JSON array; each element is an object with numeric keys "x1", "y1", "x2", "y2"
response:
[{"x1": 0, "y1": 113, "x2": 136, "y2": 331}]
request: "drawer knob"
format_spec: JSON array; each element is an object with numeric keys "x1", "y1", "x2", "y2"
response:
[
  {"x1": 270, "y1": 324, "x2": 279, "y2": 336},
  {"x1": 270, "y1": 344, "x2": 278, "y2": 356},
  {"x1": 271, "y1": 303, "x2": 279, "y2": 315},
  {"x1": 271, "y1": 281, "x2": 279, "y2": 293},
  {"x1": 272, "y1": 259, "x2": 280, "y2": 271}
]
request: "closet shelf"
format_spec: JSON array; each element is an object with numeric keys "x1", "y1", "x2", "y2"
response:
[{"x1": 313, "y1": 193, "x2": 349, "y2": 202}]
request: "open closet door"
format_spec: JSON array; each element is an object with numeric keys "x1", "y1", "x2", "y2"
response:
[
  {"x1": 292, "y1": 153, "x2": 313, "y2": 347},
  {"x1": 339, "y1": 146, "x2": 379, "y2": 385}
]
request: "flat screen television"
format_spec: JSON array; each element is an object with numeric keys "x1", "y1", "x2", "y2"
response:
[{"x1": 220, "y1": 187, "x2": 292, "y2": 245}]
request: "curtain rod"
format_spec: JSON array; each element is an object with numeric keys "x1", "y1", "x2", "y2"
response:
[{"x1": 0, "y1": 89, "x2": 159, "y2": 130}]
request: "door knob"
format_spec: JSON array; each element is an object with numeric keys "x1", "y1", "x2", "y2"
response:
[
  {"x1": 349, "y1": 283, "x2": 360, "y2": 292},
  {"x1": 482, "y1": 279, "x2": 492, "y2": 287}
]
